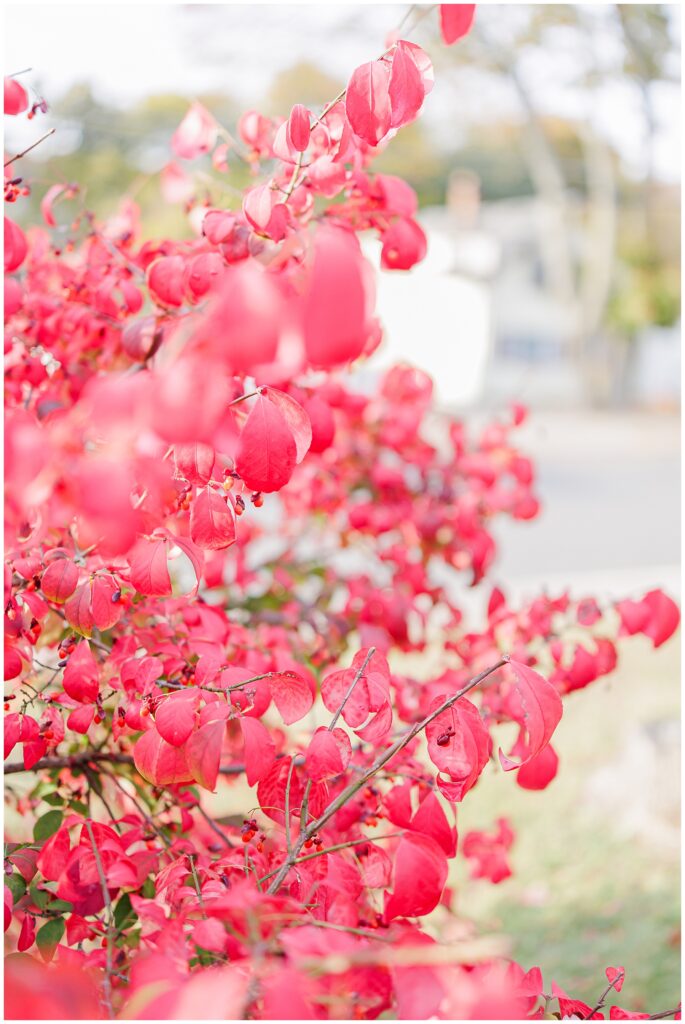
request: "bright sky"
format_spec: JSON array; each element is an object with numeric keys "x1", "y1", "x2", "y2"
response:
[{"x1": 3, "y1": 2, "x2": 681, "y2": 183}]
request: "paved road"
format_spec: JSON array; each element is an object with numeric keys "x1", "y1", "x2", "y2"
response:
[{"x1": 484, "y1": 410, "x2": 680, "y2": 601}]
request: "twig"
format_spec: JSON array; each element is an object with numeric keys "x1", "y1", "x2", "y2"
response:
[
  {"x1": 188, "y1": 853, "x2": 207, "y2": 919},
  {"x1": 582, "y1": 968, "x2": 625, "y2": 1019},
  {"x1": 257, "y1": 831, "x2": 405, "y2": 885},
  {"x1": 266, "y1": 658, "x2": 507, "y2": 895},
  {"x1": 85, "y1": 821, "x2": 115, "y2": 1019},
  {"x1": 196, "y1": 803, "x2": 233, "y2": 849},
  {"x1": 329, "y1": 647, "x2": 375, "y2": 732},
  {"x1": 4, "y1": 749, "x2": 247, "y2": 777},
  {"x1": 4, "y1": 128, "x2": 56, "y2": 167}
]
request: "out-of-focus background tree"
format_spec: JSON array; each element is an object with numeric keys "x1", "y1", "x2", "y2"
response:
[{"x1": 5, "y1": 4, "x2": 680, "y2": 1008}]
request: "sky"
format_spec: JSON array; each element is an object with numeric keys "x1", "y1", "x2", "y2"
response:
[{"x1": 3, "y1": 3, "x2": 681, "y2": 184}]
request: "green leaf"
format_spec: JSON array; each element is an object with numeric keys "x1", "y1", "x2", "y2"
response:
[
  {"x1": 29, "y1": 884, "x2": 51, "y2": 910},
  {"x1": 69, "y1": 800, "x2": 89, "y2": 817},
  {"x1": 141, "y1": 878, "x2": 155, "y2": 899},
  {"x1": 33, "y1": 810, "x2": 63, "y2": 843},
  {"x1": 36, "y1": 917, "x2": 65, "y2": 961},
  {"x1": 114, "y1": 892, "x2": 136, "y2": 931},
  {"x1": 30, "y1": 780, "x2": 58, "y2": 801},
  {"x1": 47, "y1": 898, "x2": 73, "y2": 914},
  {"x1": 43, "y1": 791, "x2": 65, "y2": 808},
  {"x1": 5, "y1": 874, "x2": 26, "y2": 905}
]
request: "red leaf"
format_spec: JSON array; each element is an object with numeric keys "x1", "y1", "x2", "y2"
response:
[
  {"x1": 304, "y1": 727, "x2": 351, "y2": 781},
  {"x1": 186, "y1": 718, "x2": 225, "y2": 791},
  {"x1": 388, "y1": 41, "x2": 426, "y2": 129},
  {"x1": 133, "y1": 730, "x2": 194, "y2": 786},
  {"x1": 36, "y1": 827, "x2": 71, "y2": 882},
  {"x1": 439, "y1": 4, "x2": 476, "y2": 45},
  {"x1": 270, "y1": 671, "x2": 314, "y2": 725},
  {"x1": 410, "y1": 790, "x2": 457, "y2": 856},
  {"x1": 345, "y1": 61, "x2": 392, "y2": 145},
  {"x1": 288, "y1": 104, "x2": 311, "y2": 152},
  {"x1": 257, "y1": 755, "x2": 304, "y2": 825},
  {"x1": 190, "y1": 488, "x2": 236, "y2": 550},
  {"x1": 64, "y1": 576, "x2": 122, "y2": 635},
  {"x1": 4, "y1": 77, "x2": 28, "y2": 116},
  {"x1": 129, "y1": 537, "x2": 172, "y2": 597},
  {"x1": 606, "y1": 967, "x2": 626, "y2": 993},
  {"x1": 174, "y1": 443, "x2": 215, "y2": 486},
  {"x1": 155, "y1": 690, "x2": 198, "y2": 747},
  {"x1": 384, "y1": 834, "x2": 448, "y2": 921},
  {"x1": 261, "y1": 387, "x2": 312, "y2": 464},
  {"x1": 40, "y1": 559, "x2": 79, "y2": 604},
  {"x1": 426, "y1": 695, "x2": 490, "y2": 801},
  {"x1": 498, "y1": 660, "x2": 563, "y2": 772},
  {"x1": 4, "y1": 217, "x2": 28, "y2": 273},
  {"x1": 147, "y1": 255, "x2": 186, "y2": 309},
  {"x1": 239, "y1": 716, "x2": 276, "y2": 786},
  {"x1": 63, "y1": 641, "x2": 99, "y2": 704},
  {"x1": 516, "y1": 743, "x2": 559, "y2": 791},
  {"x1": 642, "y1": 589, "x2": 680, "y2": 648},
  {"x1": 171, "y1": 101, "x2": 217, "y2": 160},
  {"x1": 302, "y1": 227, "x2": 373, "y2": 369},
  {"x1": 4, "y1": 714, "x2": 21, "y2": 758},
  {"x1": 67, "y1": 705, "x2": 95, "y2": 734},
  {"x1": 234, "y1": 395, "x2": 297, "y2": 493}
]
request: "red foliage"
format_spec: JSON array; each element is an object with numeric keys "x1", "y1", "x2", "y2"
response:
[{"x1": 3, "y1": 8, "x2": 679, "y2": 1020}]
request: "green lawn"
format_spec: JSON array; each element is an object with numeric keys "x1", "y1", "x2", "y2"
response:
[{"x1": 441, "y1": 633, "x2": 680, "y2": 1012}]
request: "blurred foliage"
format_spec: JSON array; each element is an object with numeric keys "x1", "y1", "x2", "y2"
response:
[{"x1": 12, "y1": 2, "x2": 680, "y2": 354}]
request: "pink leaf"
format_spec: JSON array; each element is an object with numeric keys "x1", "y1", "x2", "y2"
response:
[
  {"x1": 67, "y1": 705, "x2": 95, "y2": 734},
  {"x1": 426, "y1": 695, "x2": 490, "y2": 801},
  {"x1": 384, "y1": 834, "x2": 448, "y2": 921},
  {"x1": 302, "y1": 226, "x2": 374, "y2": 369},
  {"x1": 388, "y1": 41, "x2": 426, "y2": 128},
  {"x1": 174, "y1": 443, "x2": 215, "y2": 486},
  {"x1": 515, "y1": 742, "x2": 559, "y2": 791},
  {"x1": 288, "y1": 104, "x2": 311, "y2": 152},
  {"x1": 606, "y1": 967, "x2": 626, "y2": 993},
  {"x1": 186, "y1": 718, "x2": 225, "y2": 791},
  {"x1": 234, "y1": 395, "x2": 297, "y2": 493},
  {"x1": 129, "y1": 537, "x2": 172, "y2": 597},
  {"x1": 304, "y1": 727, "x2": 351, "y2": 781},
  {"x1": 270, "y1": 671, "x2": 314, "y2": 725},
  {"x1": 345, "y1": 61, "x2": 392, "y2": 145},
  {"x1": 40, "y1": 559, "x2": 79, "y2": 604},
  {"x1": 190, "y1": 488, "x2": 236, "y2": 550},
  {"x1": 4, "y1": 77, "x2": 28, "y2": 116},
  {"x1": 261, "y1": 388, "x2": 312, "y2": 464},
  {"x1": 439, "y1": 5, "x2": 476, "y2": 45},
  {"x1": 133, "y1": 730, "x2": 194, "y2": 786},
  {"x1": 642, "y1": 589, "x2": 680, "y2": 648},
  {"x1": 155, "y1": 690, "x2": 198, "y2": 747},
  {"x1": 498, "y1": 659, "x2": 563, "y2": 772},
  {"x1": 239, "y1": 716, "x2": 276, "y2": 786},
  {"x1": 171, "y1": 101, "x2": 217, "y2": 160},
  {"x1": 63, "y1": 641, "x2": 99, "y2": 704}
]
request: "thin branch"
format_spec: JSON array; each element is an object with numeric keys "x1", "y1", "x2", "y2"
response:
[
  {"x1": 4, "y1": 749, "x2": 247, "y2": 777},
  {"x1": 582, "y1": 968, "x2": 625, "y2": 1019},
  {"x1": 257, "y1": 831, "x2": 405, "y2": 885},
  {"x1": 196, "y1": 803, "x2": 233, "y2": 849},
  {"x1": 188, "y1": 853, "x2": 207, "y2": 919},
  {"x1": 329, "y1": 647, "x2": 375, "y2": 732},
  {"x1": 85, "y1": 821, "x2": 115, "y2": 1019},
  {"x1": 4, "y1": 128, "x2": 56, "y2": 167},
  {"x1": 266, "y1": 658, "x2": 507, "y2": 895}
]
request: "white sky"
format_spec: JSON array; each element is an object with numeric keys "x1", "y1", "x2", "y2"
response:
[{"x1": 3, "y1": 2, "x2": 681, "y2": 184}]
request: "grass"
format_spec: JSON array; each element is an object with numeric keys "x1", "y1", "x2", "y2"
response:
[{"x1": 439, "y1": 633, "x2": 680, "y2": 1012}]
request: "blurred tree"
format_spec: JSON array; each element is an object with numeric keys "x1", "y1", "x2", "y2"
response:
[
  {"x1": 264, "y1": 61, "x2": 342, "y2": 116},
  {"x1": 421, "y1": 2, "x2": 679, "y2": 404}
]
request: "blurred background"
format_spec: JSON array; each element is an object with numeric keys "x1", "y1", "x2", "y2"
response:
[{"x1": 5, "y1": 3, "x2": 680, "y2": 1008}]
